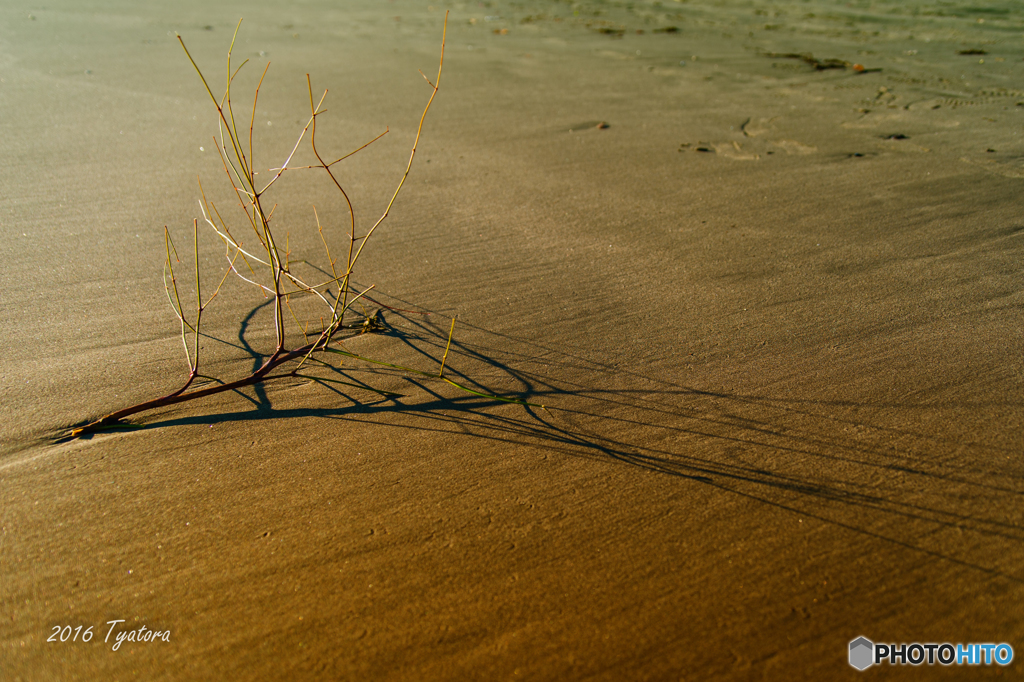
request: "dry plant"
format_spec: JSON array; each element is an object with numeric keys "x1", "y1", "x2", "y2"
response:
[{"x1": 72, "y1": 13, "x2": 539, "y2": 438}]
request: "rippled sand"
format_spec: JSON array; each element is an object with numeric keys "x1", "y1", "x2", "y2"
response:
[{"x1": 2, "y1": 0, "x2": 1022, "y2": 678}]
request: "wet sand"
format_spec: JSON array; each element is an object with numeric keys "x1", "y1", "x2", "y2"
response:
[{"x1": 2, "y1": 0, "x2": 1022, "y2": 679}]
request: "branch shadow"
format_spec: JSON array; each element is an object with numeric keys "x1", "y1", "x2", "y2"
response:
[{"x1": 111, "y1": 300, "x2": 1024, "y2": 582}]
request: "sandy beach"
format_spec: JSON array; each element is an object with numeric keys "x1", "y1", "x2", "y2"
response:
[{"x1": 2, "y1": 0, "x2": 1022, "y2": 679}]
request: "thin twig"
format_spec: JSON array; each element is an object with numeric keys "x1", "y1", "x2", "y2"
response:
[
  {"x1": 439, "y1": 318, "x2": 456, "y2": 377},
  {"x1": 73, "y1": 12, "x2": 539, "y2": 438}
]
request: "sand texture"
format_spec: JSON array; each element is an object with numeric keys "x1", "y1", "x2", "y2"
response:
[{"x1": 2, "y1": 0, "x2": 1022, "y2": 679}]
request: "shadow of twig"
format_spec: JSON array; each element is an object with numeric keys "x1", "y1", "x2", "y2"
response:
[{"x1": 93, "y1": 298, "x2": 1024, "y2": 582}]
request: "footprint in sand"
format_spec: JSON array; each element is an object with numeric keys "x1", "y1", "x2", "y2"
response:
[
  {"x1": 678, "y1": 141, "x2": 759, "y2": 160},
  {"x1": 769, "y1": 139, "x2": 817, "y2": 155},
  {"x1": 715, "y1": 141, "x2": 760, "y2": 160},
  {"x1": 740, "y1": 116, "x2": 777, "y2": 138}
]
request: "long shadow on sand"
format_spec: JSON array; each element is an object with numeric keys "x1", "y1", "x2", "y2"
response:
[{"x1": 115, "y1": 303, "x2": 1024, "y2": 584}]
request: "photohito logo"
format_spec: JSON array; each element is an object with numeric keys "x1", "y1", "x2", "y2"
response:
[{"x1": 849, "y1": 637, "x2": 1013, "y2": 670}]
